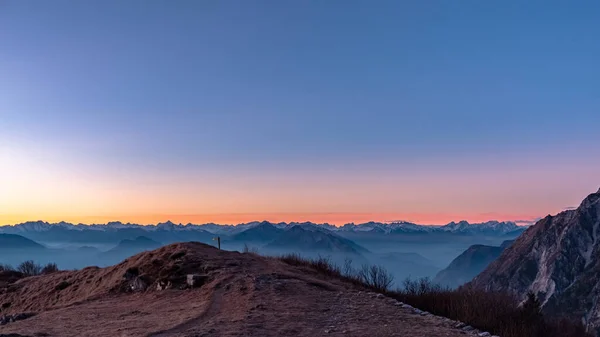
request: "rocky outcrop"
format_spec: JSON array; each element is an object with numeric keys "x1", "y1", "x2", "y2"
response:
[
  {"x1": 186, "y1": 274, "x2": 208, "y2": 288},
  {"x1": 469, "y1": 188, "x2": 600, "y2": 334}
]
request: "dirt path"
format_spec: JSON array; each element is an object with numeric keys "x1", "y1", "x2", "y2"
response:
[
  {"x1": 148, "y1": 285, "x2": 226, "y2": 337},
  {"x1": 141, "y1": 272, "x2": 474, "y2": 337}
]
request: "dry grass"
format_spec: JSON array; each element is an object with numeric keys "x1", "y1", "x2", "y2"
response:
[
  {"x1": 242, "y1": 243, "x2": 259, "y2": 254},
  {"x1": 278, "y1": 253, "x2": 394, "y2": 292},
  {"x1": 278, "y1": 254, "x2": 591, "y2": 337},
  {"x1": 388, "y1": 278, "x2": 591, "y2": 337},
  {"x1": 16, "y1": 260, "x2": 42, "y2": 276}
]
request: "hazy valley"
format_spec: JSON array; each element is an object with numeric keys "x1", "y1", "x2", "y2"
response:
[{"x1": 0, "y1": 219, "x2": 525, "y2": 286}]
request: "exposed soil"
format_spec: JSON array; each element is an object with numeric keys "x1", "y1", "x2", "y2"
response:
[{"x1": 0, "y1": 243, "x2": 474, "y2": 337}]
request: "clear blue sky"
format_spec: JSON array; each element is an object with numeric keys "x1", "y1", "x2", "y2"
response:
[{"x1": 1, "y1": 1, "x2": 599, "y2": 225}]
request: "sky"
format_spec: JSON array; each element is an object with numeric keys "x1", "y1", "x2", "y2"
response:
[{"x1": 1, "y1": 0, "x2": 599, "y2": 226}]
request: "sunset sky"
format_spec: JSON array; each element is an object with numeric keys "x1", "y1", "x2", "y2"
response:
[{"x1": 1, "y1": 1, "x2": 599, "y2": 226}]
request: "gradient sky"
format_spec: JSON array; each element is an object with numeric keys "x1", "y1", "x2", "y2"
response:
[{"x1": 1, "y1": 1, "x2": 599, "y2": 226}]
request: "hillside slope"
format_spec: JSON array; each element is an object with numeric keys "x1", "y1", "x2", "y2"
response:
[
  {"x1": 434, "y1": 245, "x2": 504, "y2": 288},
  {"x1": 0, "y1": 234, "x2": 46, "y2": 251},
  {"x1": 469, "y1": 188, "x2": 600, "y2": 334},
  {"x1": 434, "y1": 240, "x2": 514, "y2": 288},
  {"x1": 1, "y1": 242, "x2": 470, "y2": 337}
]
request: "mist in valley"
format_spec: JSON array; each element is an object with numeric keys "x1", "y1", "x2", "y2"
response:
[{"x1": 0, "y1": 221, "x2": 523, "y2": 288}]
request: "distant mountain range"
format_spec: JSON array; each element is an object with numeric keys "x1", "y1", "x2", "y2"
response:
[
  {"x1": 0, "y1": 218, "x2": 529, "y2": 285},
  {"x1": 0, "y1": 221, "x2": 215, "y2": 245},
  {"x1": 0, "y1": 219, "x2": 527, "y2": 237},
  {"x1": 469, "y1": 188, "x2": 600, "y2": 335}
]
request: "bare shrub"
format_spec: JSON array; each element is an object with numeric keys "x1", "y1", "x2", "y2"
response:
[
  {"x1": 521, "y1": 292, "x2": 543, "y2": 320},
  {"x1": 242, "y1": 243, "x2": 259, "y2": 254},
  {"x1": 402, "y1": 277, "x2": 444, "y2": 296},
  {"x1": 41, "y1": 263, "x2": 59, "y2": 274},
  {"x1": 357, "y1": 264, "x2": 394, "y2": 292},
  {"x1": 278, "y1": 254, "x2": 393, "y2": 292},
  {"x1": 389, "y1": 277, "x2": 591, "y2": 337},
  {"x1": 0, "y1": 264, "x2": 14, "y2": 272},
  {"x1": 312, "y1": 255, "x2": 340, "y2": 275},
  {"x1": 279, "y1": 253, "x2": 305, "y2": 265},
  {"x1": 342, "y1": 257, "x2": 355, "y2": 277},
  {"x1": 279, "y1": 253, "x2": 354, "y2": 283},
  {"x1": 17, "y1": 260, "x2": 42, "y2": 276}
]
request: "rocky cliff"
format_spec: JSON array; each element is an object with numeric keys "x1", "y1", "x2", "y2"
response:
[{"x1": 469, "y1": 188, "x2": 600, "y2": 334}]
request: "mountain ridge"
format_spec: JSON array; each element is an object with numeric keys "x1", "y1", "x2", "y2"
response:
[
  {"x1": 434, "y1": 241, "x2": 514, "y2": 288},
  {"x1": 0, "y1": 219, "x2": 527, "y2": 236},
  {"x1": 266, "y1": 225, "x2": 369, "y2": 255},
  {"x1": 0, "y1": 233, "x2": 46, "y2": 250},
  {"x1": 468, "y1": 188, "x2": 600, "y2": 334}
]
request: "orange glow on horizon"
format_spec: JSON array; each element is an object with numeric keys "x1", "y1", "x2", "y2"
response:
[
  {"x1": 2, "y1": 142, "x2": 597, "y2": 229},
  {"x1": 0, "y1": 212, "x2": 541, "y2": 226}
]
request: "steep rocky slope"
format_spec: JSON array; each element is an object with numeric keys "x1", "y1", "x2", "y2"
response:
[
  {"x1": 470, "y1": 188, "x2": 600, "y2": 334},
  {"x1": 0, "y1": 242, "x2": 474, "y2": 337}
]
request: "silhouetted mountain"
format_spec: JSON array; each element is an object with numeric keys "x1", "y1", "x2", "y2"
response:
[
  {"x1": 101, "y1": 236, "x2": 163, "y2": 264},
  {"x1": 433, "y1": 239, "x2": 516, "y2": 288},
  {"x1": 148, "y1": 228, "x2": 214, "y2": 245},
  {"x1": 111, "y1": 236, "x2": 162, "y2": 250},
  {"x1": 0, "y1": 222, "x2": 214, "y2": 246},
  {"x1": 230, "y1": 222, "x2": 284, "y2": 243},
  {"x1": 0, "y1": 234, "x2": 85, "y2": 269},
  {"x1": 0, "y1": 234, "x2": 46, "y2": 251},
  {"x1": 0, "y1": 224, "x2": 152, "y2": 244},
  {"x1": 434, "y1": 245, "x2": 503, "y2": 288},
  {"x1": 265, "y1": 225, "x2": 368, "y2": 255},
  {"x1": 285, "y1": 222, "x2": 338, "y2": 232},
  {"x1": 469, "y1": 188, "x2": 600, "y2": 334},
  {"x1": 0, "y1": 219, "x2": 528, "y2": 239}
]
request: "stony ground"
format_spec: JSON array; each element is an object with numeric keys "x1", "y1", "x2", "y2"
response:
[{"x1": 0, "y1": 243, "x2": 495, "y2": 337}]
